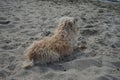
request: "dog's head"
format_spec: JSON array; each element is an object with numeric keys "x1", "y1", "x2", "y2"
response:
[{"x1": 58, "y1": 16, "x2": 78, "y2": 33}]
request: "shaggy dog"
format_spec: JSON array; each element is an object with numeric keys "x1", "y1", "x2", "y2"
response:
[{"x1": 22, "y1": 17, "x2": 78, "y2": 68}]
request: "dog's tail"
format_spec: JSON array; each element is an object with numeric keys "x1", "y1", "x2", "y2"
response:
[
  {"x1": 24, "y1": 42, "x2": 37, "y2": 59},
  {"x1": 22, "y1": 42, "x2": 38, "y2": 68}
]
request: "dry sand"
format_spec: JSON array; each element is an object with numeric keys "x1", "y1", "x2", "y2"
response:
[{"x1": 0, "y1": 0, "x2": 120, "y2": 80}]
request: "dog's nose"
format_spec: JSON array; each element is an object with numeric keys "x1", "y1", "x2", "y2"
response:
[
  {"x1": 74, "y1": 18, "x2": 78, "y2": 22},
  {"x1": 73, "y1": 18, "x2": 78, "y2": 24}
]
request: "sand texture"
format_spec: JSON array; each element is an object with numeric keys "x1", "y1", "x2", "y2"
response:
[{"x1": 0, "y1": 0, "x2": 120, "y2": 80}]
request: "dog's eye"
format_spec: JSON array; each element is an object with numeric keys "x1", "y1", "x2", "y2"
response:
[{"x1": 68, "y1": 22, "x2": 73, "y2": 28}]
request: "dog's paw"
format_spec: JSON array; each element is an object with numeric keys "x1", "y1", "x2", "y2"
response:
[{"x1": 22, "y1": 60, "x2": 34, "y2": 69}]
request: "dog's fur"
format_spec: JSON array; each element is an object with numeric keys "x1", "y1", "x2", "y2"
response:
[{"x1": 22, "y1": 17, "x2": 78, "y2": 68}]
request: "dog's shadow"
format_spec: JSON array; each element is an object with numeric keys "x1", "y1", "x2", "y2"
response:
[{"x1": 31, "y1": 48, "x2": 84, "y2": 71}]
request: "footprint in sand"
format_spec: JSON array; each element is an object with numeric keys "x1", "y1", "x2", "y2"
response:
[
  {"x1": 80, "y1": 28, "x2": 99, "y2": 36},
  {"x1": 0, "y1": 17, "x2": 10, "y2": 25},
  {"x1": 1, "y1": 43, "x2": 21, "y2": 50},
  {"x1": 111, "y1": 41, "x2": 120, "y2": 48},
  {"x1": 0, "y1": 24, "x2": 15, "y2": 29},
  {"x1": 7, "y1": 63, "x2": 16, "y2": 71},
  {"x1": 0, "y1": 70, "x2": 10, "y2": 79},
  {"x1": 0, "y1": 20, "x2": 10, "y2": 25},
  {"x1": 111, "y1": 61, "x2": 120, "y2": 68},
  {"x1": 0, "y1": 53, "x2": 16, "y2": 68},
  {"x1": 84, "y1": 25, "x2": 95, "y2": 28},
  {"x1": 1, "y1": 39, "x2": 12, "y2": 44},
  {"x1": 94, "y1": 75, "x2": 119, "y2": 80},
  {"x1": 41, "y1": 30, "x2": 51, "y2": 37},
  {"x1": 0, "y1": 17, "x2": 16, "y2": 29}
]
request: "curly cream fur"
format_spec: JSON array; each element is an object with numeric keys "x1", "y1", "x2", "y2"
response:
[{"x1": 22, "y1": 17, "x2": 78, "y2": 68}]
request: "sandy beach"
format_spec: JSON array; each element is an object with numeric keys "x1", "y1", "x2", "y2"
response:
[{"x1": 0, "y1": 0, "x2": 120, "y2": 80}]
